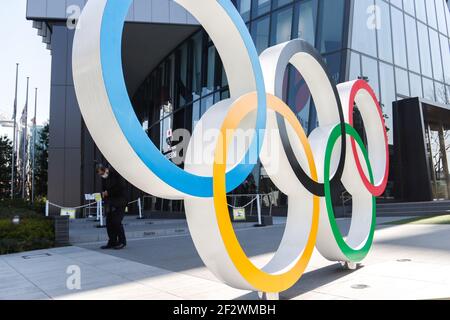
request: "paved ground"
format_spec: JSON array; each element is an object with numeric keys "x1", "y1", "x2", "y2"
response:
[
  {"x1": 68, "y1": 216, "x2": 268, "y2": 244},
  {"x1": 1, "y1": 216, "x2": 450, "y2": 300}
]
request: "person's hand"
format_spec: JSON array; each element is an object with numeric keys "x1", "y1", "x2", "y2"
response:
[{"x1": 102, "y1": 191, "x2": 108, "y2": 198}]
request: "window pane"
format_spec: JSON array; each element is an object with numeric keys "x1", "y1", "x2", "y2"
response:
[
  {"x1": 317, "y1": 0, "x2": 345, "y2": 53},
  {"x1": 396, "y1": 67, "x2": 410, "y2": 96},
  {"x1": 177, "y1": 44, "x2": 189, "y2": 107},
  {"x1": 295, "y1": 0, "x2": 318, "y2": 47},
  {"x1": 270, "y1": 6, "x2": 293, "y2": 45},
  {"x1": 237, "y1": 0, "x2": 251, "y2": 22},
  {"x1": 405, "y1": 15, "x2": 421, "y2": 73},
  {"x1": 436, "y1": 0, "x2": 448, "y2": 33},
  {"x1": 410, "y1": 72, "x2": 423, "y2": 97},
  {"x1": 446, "y1": 1, "x2": 450, "y2": 36},
  {"x1": 251, "y1": 16, "x2": 270, "y2": 54},
  {"x1": 418, "y1": 22, "x2": 433, "y2": 77},
  {"x1": 323, "y1": 52, "x2": 342, "y2": 83},
  {"x1": 205, "y1": 46, "x2": 216, "y2": 95},
  {"x1": 425, "y1": 0, "x2": 437, "y2": 29},
  {"x1": 435, "y1": 81, "x2": 447, "y2": 104},
  {"x1": 415, "y1": 0, "x2": 427, "y2": 23},
  {"x1": 191, "y1": 33, "x2": 202, "y2": 100},
  {"x1": 391, "y1": 7, "x2": 407, "y2": 68},
  {"x1": 429, "y1": 28, "x2": 443, "y2": 81},
  {"x1": 423, "y1": 77, "x2": 435, "y2": 100},
  {"x1": 403, "y1": 0, "x2": 415, "y2": 16},
  {"x1": 285, "y1": 65, "x2": 311, "y2": 132},
  {"x1": 200, "y1": 94, "x2": 214, "y2": 116},
  {"x1": 441, "y1": 35, "x2": 450, "y2": 84},
  {"x1": 192, "y1": 100, "x2": 200, "y2": 129},
  {"x1": 352, "y1": 0, "x2": 377, "y2": 57},
  {"x1": 391, "y1": 0, "x2": 403, "y2": 9},
  {"x1": 447, "y1": 86, "x2": 450, "y2": 104},
  {"x1": 274, "y1": 0, "x2": 293, "y2": 9},
  {"x1": 361, "y1": 55, "x2": 380, "y2": 100},
  {"x1": 379, "y1": 62, "x2": 395, "y2": 143},
  {"x1": 377, "y1": 0, "x2": 393, "y2": 62},
  {"x1": 252, "y1": 0, "x2": 271, "y2": 18},
  {"x1": 348, "y1": 51, "x2": 361, "y2": 80}
]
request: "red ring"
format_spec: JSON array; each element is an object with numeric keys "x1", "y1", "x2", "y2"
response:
[{"x1": 348, "y1": 80, "x2": 389, "y2": 197}]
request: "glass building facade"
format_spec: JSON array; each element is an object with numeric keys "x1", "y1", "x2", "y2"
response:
[
  {"x1": 130, "y1": 0, "x2": 351, "y2": 207},
  {"x1": 132, "y1": 0, "x2": 349, "y2": 148},
  {"x1": 130, "y1": 0, "x2": 450, "y2": 205},
  {"x1": 349, "y1": 0, "x2": 450, "y2": 144}
]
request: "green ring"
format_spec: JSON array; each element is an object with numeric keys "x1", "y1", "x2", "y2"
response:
[{"x1": 324, "y1": 124, "x2": 376, "y2": 262}]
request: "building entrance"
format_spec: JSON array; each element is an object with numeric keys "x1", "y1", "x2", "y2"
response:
[
  {"x1": 426, "y1": 122, "x2": 450, "y2": 200},
  {"x1": 394, "y1": 98, "x2": 450, "y2": 202}
]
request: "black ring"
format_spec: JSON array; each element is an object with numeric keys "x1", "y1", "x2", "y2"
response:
[{"x1": 275, "y1": 40, "x2": 346, "y2": 197}]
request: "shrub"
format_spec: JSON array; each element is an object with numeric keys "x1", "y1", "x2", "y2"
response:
[
  {"x1": 0, "y1": 198, "x2": 54, "y2": 255},
  {"x1": 0, "y1": 217, "x2": 54, "y2": 255},
  {"x1": 0, "y1": 198, "x2": 46, "y2": 219}
]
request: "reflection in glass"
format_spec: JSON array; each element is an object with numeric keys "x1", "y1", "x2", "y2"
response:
[
  {"x1": 396, "y1": 67, "x2": 410, "y2": 97},
  {"x1": 426, "y1": 123, "x2": 450, "y2": 200},
  {"x1": 274, "y1": 0, "x2": 293, "y2": 9},
  {"x1": 377, "y1": 0, "x2": 393, "y2": 63},
  {"x1": 205, "y1": 46, "x2": 216, "y2": 95},
  {"x1": 429, "y1": 29, "x2": 443, "y2": 81},
  {"x1": 270, "y1": 6, "x2": 293, "y2": 45},
  {"x1": 403, "y1": 0, "x2": 415, "y2": 16},
  {"x1": 379, "y1": 62, "x2": 395, "y2": 144},
  {"x1": 191, "y1": 32, "x2": 202, "y2": 100},
  {"x1": 425, "y1": 0, "x2": 437, "y2": 29},
  {"x1": 284, "y1": 65, "x2": 311, "y2": 133},
  {"x1": 361, "y1": 55, "x2": 380, "y2": 100},
  {"x1": 405, "y1": 15, "x2": 421, "y2": 73},
  {"x1": 253, "y1": 0, "x2": 271, "y2": 17},
  {"x1": 410, "y1": 72, "x2": 423, "y2": 98},
  {"x1": 252, "y1": 16, "x2": 270, "y2": 54},
  {"x1": 323, "y1": 52, "x2": 342, "y2": 84},
  {"x1": 236, "y1": 0, "x2": 251, "y2": 22},
  {"x1": 177, "y1": 43, "x2": 189, "y2": 107},
  {"x1": 352, "y1": 0, "x2": 377, "y2": 57},
  {"x1": 349, "y1": 51, "x2": 361, "y2": 80},
  {"x1": 440, "y1": 35, "x2": 450, "y2": 84},
  {"x1": 436, "y1": 0, "x2": 448, "y2": 33},
  {"x1": 317, "y1": 0, "x2": 345, "y2": 53},
  {"x1": 295, "y1": 0, "x2": 318, "y2": 46},
  {"x1": 418, "y1": 22, "x2": 433, "y2": 78},
  {"x1": 423, "y1": 77, "x2": 435, "y2": 100},
  {"x1": 415, "y1": 0, "x2": 427, "y2": 23},
  {"x1": 391, "y1": 7, "x2": 407, "y2": 69},
  {"x1": 435, "y1": 82, "x2": 447, "y2": 104},
  {"x1": 200, "y1": 94, "x2": 214, "y2": 117}
]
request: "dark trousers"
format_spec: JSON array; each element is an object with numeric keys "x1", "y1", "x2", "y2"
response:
[{"x1": 106, "y1": 205, "x2": 126, "y2": 246}]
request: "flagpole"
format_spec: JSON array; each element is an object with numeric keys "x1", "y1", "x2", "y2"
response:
[
  {"x1": 31, "y1": 88, "x2": 38, "y2": 204},
  {"x1": 11, "y1": 63, "x2": 19, "y2": 199},
  {"x1": 22, "y1": 77, "x2": 29, "y2": 199}
]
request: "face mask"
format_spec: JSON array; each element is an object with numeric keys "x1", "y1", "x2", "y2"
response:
[{"x1": 101, "y1": 172, "x2": 109, "y2": 179}]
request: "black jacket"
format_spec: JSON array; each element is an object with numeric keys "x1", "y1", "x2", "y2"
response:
[{"x1": 102, "y1": 169, "x2": 127, "y2": 208}]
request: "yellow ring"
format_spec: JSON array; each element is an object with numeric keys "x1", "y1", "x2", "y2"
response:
[{"x1": 213, "y1": 92, "x2": 320, "y2": 293}]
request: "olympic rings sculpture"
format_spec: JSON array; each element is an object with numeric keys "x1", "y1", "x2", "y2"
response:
[{"x1": 72, "y1": 0, "x2": 389, "y2": 294}]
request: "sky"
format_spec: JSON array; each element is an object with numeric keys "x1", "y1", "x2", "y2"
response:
[{"x1": 0, "y1": 0, "x2": 51, "y2": 138}]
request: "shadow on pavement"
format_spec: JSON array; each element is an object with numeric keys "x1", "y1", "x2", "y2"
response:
[{"x1": 235, "y1": 263, "x2": 355, "y2": 300}]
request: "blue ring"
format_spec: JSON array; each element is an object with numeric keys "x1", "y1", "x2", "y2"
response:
[{"x1": 100, "y1": 0, "x2": 266, "y2": 197}]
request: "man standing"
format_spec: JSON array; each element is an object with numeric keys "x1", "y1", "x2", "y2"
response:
[{"x1": 96, "y1": 164, "x2": 127, "y2": 250}]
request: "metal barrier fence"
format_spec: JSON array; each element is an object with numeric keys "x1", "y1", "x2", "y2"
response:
[
  {"x1": 141, "y1": 192, "x2": 279, "y2": 224},
  {"x1": 46, "y1": 191, "x2": 279, "y2": 227},
  {"x1": 45, "y1": 197, "x2": 143, "y2": 227}
]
